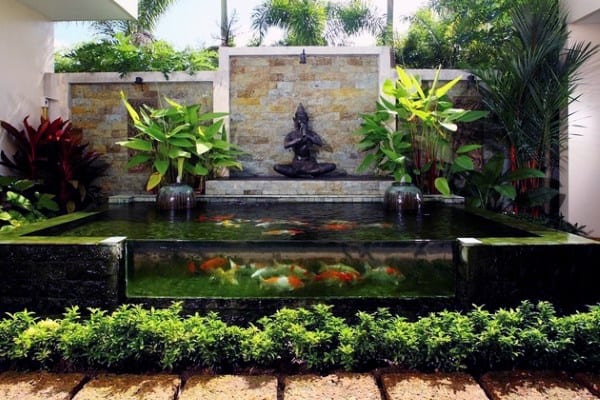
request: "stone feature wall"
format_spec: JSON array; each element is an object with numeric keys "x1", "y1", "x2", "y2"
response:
[
  {"x1": 70, "y1": 81, "x2": 213, "y2": 195},
  {"x1": 228, "y1": 53, "x2": 379, "y2": 177}
]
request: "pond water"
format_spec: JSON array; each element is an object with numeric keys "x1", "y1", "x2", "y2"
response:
[
  {"x1": 51, "y1": 201, "x2": 534, "y2": 241},
  {"x1": 40, "y1": 201, "x2": 534, "y2": 299}
]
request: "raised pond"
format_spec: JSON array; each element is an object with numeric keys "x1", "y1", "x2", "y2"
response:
[{"x1": 1, "y1": 197, "x2": 598, "y2": 318}]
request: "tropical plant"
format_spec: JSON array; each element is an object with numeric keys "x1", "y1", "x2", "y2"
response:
[
  {"x1": 459, "y1": 153, "x2": 545, "y2": 211},
  {"x1": 396, "y1": 0, "x2": 525, "y2": 69},
  {"x1": 0, "y1": 177, "x2": 58, "y2": 232},
  {"x1": 0, "y1": 117, "x2": 108, "y2": 213},
  {"x1": 475, "y1": 0, "x2": 598, "y2": 215},
  {"x1": 92, "y1": 0, "x2": 177, "y2": 42},
  {"x1": 355, "y1": 67, "x2": 488, "y2": 194},
  {"x1": 54, "y1": 34, "x2": 218, "y2": 77},
  {"x1": 251, "y1": 0, "x2": 383, "y2": 46},
  {"x1": 118, "y1": 92, "x2": 243, "y2": 191}
]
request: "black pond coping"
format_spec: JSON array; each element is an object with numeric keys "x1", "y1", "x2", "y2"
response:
[{"x1": 0, "y1": 201, "x2": 598, "y2": 318}]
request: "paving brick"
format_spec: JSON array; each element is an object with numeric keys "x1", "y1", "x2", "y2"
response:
[
  {"x1": 0, "y1": 371, "x2": 86, "y2": 400},
  {"x1": 72, "y1": 374, "x2": 179, "y2": 400},
  {"x1": 381, "y1": 372, "x2": 488, "y2": 400},
  {"x1": 179, "y1": 374, "x2": 277, "y2": 400},
  {"x1": 480, "y1": 370, "x2": 598, "y2": 400},
  {"x1": 575, "y1": 373, "x2": 600, "y2": 397},
  {"x1": 284, "y1": 373, "x2": 380, "y2": 400}
]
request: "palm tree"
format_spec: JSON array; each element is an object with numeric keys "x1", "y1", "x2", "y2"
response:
[
  {"x1": 251, "y1": 0, "x2": 383, "y2": 46},
  {"x1": 476, "y1": 0, "x2": 598, "y2": 213},
  {"x1": 92, "y1": 0, "x2": 178, "y2": 43}
]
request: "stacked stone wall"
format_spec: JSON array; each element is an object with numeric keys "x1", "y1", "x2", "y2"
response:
[
  {"x1": 70, "y1": 82, "x2": 213, "y2": 195},
  {"x1": 229, "y1": 54, "x2": 379, "y2": 177}
]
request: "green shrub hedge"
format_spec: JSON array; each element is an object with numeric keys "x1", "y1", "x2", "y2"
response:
[{"x1": 0, "y1": 301, "x2": 598, "y2": 373}]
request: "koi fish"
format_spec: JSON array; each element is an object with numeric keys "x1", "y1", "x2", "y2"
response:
[
  {"x1": 364, "y1": 222, "x2": 393, "y2": 229},
  {"x1": 319, "y1": 263, "x2": 361, "y2": 276},
  {"x1": 199, "y1": 256, "x2": 229, "y2": 272},
  {"x1": 260, "y1": 275, "x2": 305, "y2": 291},
  {"x1": 363, "y1": 265, "x2": 406, "y2": 285},
  {"x1": 320, "y1": 221, "x2": 357, "y2": 231},
  {"x1": 261, "y1": 229, "x2": 304, "y2": 236},
  {"x1": 210, "y1": 267, "x2": 239, "y2": 285},
  {"x1": 251, "y1": 262, "x2": 311, "y2": 279},
  {"x1": 187, "y1": 260, "x2": 197, "y2": 273},
  {"x1": 217, "y1": 219, "x2": 241, "y2": 228},
  {"x1": 314, "y1": 270, "x2": 359, "y2": 285}
]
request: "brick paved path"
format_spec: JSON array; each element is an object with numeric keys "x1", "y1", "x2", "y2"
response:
[{"x1": 0, "y1": 370, "x2": 598, "y2": 400}]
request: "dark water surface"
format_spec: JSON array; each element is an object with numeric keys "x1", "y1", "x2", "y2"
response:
[{"x1": 53, "y1": 202, "x2": 534, "y2": 241}]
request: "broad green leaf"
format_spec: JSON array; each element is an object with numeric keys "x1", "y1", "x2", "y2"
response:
[
  {"x1": 435, "y1": 75, "x2": 461, "y2": 98},
  {"x1": 356, "y1": 153, "x2": 377, "y2": 172},
  {"x1": 505, "y1": 168, "x2": 545, "y2": 181},
  {"x1": 36, "y1": 193, "x2": 59, "y2": 212},
  {"x1": 434, "y1": 177, "x2": 451, "y2": 196},
  {"x1": 167, "y1": 148, "x2": 191, "y2": 159},
  {"x1": 450, "y1": 155, "x2": 475, "y2": 173},
  {"x1": 7, "y1": 191, "x2": 33, "y2": 211},
  {"x1": 197, "y1": 112, "x2": 228, "y2": 121},
  {"x1": 12, "y1": 180, "x2": 35, "y2": 192},
  {"x1": 120, "y1": 91, "x2": 139, "y2": 122},
  {"x1": 494, "y1": 184, "x2": 517, "y2": 200},
  {"x1": 116, "y1": 139, "x2": 152, "y2": 152},
  {"x1": 192, "y1": 164, "x2": 209, "y2": 176},
  {"x1": 456, "y1": 144, "x2": 482, "y2": 154},
  {"x1": 146, "y1": 172, "x2": 162, "y2": 191},
  {"x1": 154, "y1": 159, "x2": 169, "y2": 175},
  {"x1": 439, "y1": 121, "x2": 458, "y2": 132},
  {"x1": 167, "y1": 138, "x2": 194, "y2": 148},
  {"x1": 126, "y1": 153, "x2": 151, "y2": 169},
  {"x1": 0, "y1": 211, "x2": 12, "y2": 221},
  {"x1": 196, "y1": 142, "x2": 212, "y2": 155}
]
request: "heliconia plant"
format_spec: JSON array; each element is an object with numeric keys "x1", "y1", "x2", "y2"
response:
[
  {"x1": 118, "y1": 92, "x2": 243, "y2": 191},
  {"x1": 355, "y1": 67, "x2": 488, "y2": 195}
]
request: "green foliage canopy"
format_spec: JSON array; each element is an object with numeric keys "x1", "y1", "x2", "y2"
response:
[
  {"x1": 55, "y1": 34, "x2": 218, "y2": 77},
  {"x1": 251, "y1": 0, "x2": 383, "y2": 46},
  {"x1": 396, "y1": 0, "x2": 525, "y2": 69}
]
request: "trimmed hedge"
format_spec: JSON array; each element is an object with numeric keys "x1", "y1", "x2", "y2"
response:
[{"x1": 0, "y1": 301, "x2": 598, "y2": 373}]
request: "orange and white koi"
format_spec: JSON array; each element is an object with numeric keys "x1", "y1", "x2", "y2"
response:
[
  {"x1": 251, "y1": 262, "x2": 311, "y2": 279},
  {"x1": 320, "y1": 221, "x2": 357, "y2": 231},
  {"x1": 363, "y1": 264, "x2": 406, "y2": 285},
  {"x1": 259, "y1": 275, "x2": 305, "y2": 291},
  {"x1": 217, "y1": 219, "x2": 241, "y2": 228},
  {"x1": 314, "y1": 270, "x2": 359, "y2": 285}
]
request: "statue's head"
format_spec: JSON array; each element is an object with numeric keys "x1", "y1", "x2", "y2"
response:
[{"x1": 293, "y1": 103, "x2": 309, "y2": 127}]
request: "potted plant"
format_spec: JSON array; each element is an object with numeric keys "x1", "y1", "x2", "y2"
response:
[
  {"x1": 118, "y1": 92, "x2": 243, "y2": 209},
  {"x1": 355, "y1": 67, "x2": 488, "y2": 211}
]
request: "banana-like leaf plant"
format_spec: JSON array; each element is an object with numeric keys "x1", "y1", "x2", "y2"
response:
[
  {"x1": 118, "y1": 92, "x2": 243, "y2": 191},
  {"x1": 355, "y1": 66, "x2": 488, "y2": 195}
]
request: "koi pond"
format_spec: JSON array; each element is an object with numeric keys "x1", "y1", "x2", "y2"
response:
[
  {"x1": 1, "y1": 198, "x2": 598, "y2": 316},
  {"x1": 34, "y1": 201, "x2": 534, "y2": 300}
]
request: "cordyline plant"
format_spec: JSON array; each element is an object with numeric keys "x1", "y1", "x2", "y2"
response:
[
  {"x1": 118, "y1": 92, "x2": 243, "y2": 191},
  {"x1": 356, "y1": 67, "x2": 488, "y2": 195},
  {"x1": 0, "y1": 116, "x2": 108, "y2": 213}
]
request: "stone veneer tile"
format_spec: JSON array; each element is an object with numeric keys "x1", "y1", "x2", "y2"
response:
[
  {"x1": 381, "y1": 372, "x2": 488, "y2": 400},
  {"x1": 0, "y1": 371, "x2": 86, "y2": 400},
  {"x1": 179, "y1": 375, "x2": 277, "y2": 400},
  {"x1": 284, "y1": 373, "x2": 381, "y2": 400},
  {"x1": 480, "y1": 371, "x2": 598, "y2": 400},
  {"x1": 72, "y1": 374, "x2": 180, "y2": 400}
]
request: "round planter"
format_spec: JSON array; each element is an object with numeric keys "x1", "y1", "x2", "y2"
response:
[
  {"x1": 156, "y1": 183, "x2": 196, "y2": 210},
  {"x1": 384, "y1": 182, "x2": 423, "y2": 212}
]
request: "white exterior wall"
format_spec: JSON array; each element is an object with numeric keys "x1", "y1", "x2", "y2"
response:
[
  {"x1": 562, "y1": 24, "x2": 600, "y2": 237},
  {"x1": 0, "y1": 0, "x2": 53, "y2": 174}
]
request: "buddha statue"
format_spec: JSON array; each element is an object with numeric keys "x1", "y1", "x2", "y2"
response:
[{"x1": 273, "y1": 103, "x2": 336, "y2": 178}]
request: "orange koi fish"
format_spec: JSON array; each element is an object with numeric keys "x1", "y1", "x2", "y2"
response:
[
  {"x1": 260, "y1": 275, "x2": 305, "y2": 291},
  {"x1": 363, "y1": 265, "x2": 406, "y2": 285},
  {"x1": 320, "y1": 221, "x2": 357, "y2": 231},
  {"x1": 187, "y1": 260, "x2": 196, "y2": 273},
  {"x1": 199, "y1": 256, "x2": 229, "y2": 272},
  {"x1": 314, "y1": 270, "x2": 359, "y2": 285}
]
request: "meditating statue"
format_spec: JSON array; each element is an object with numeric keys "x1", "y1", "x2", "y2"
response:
[{"x1": 273, "y1": 103, "x2": 336, "y2": 178}]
